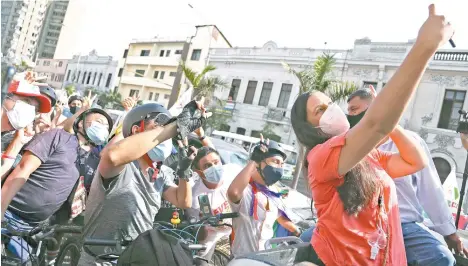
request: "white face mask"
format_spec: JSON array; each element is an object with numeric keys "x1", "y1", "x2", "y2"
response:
[
  {"x1": 3, "y1": 99, "x2": 36, "y2": 130},
  {"x1": 85, "y1": 121, "x2": 109, "y2": 146},
  {"x1": 318, "y1": 103, "x2": 350, "y2": 136}
]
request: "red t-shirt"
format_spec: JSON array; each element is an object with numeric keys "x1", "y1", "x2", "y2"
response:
[{"x1": 307, "y1": 134, "x2": 406, "y2": 266}]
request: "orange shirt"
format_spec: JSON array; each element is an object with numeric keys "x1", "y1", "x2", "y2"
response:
[{"x1": 307, "y1": 134, "x2": 406, "y2": 266}]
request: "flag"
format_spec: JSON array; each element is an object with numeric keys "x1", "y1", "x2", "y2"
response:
[{"x1": 169, "y1": 87, "x2": 193, "y2": 116}]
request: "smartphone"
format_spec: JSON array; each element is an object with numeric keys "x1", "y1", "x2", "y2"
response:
[{"x1": 198, "y1": 195, "x2": 212, "y2": 218}]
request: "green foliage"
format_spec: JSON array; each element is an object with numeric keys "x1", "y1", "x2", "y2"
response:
[
  {"x1": 205, "y1": 100, "x2": 233, "y2": 133},
  {"x1": 261, "y1": 122, "x2": 281, "y2": 142},
  {"x1": 64, "y1": 84, "x2": 76, "y2": 97},
  {"x1": 282, "y1": 52, "x2": 358, "y2": 102},
  {"x1": 99, "y1": 90, "x2": 122, "y2": 109},
  {"x1": 179, "y1": 62, "x2": 228, "y2": 101}
]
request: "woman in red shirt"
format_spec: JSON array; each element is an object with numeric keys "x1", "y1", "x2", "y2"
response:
[{"x1": 290, "y1": 5, "x2": 454, "y2": 266}]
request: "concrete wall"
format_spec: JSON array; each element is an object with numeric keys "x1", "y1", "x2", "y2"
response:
[{"x1": 34, "y1": 58, "x2": 68, "y2": 90}]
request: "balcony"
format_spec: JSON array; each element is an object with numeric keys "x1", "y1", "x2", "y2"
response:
[
  {"x1": 264, "y1": 107, "x2": 290, "y2": 124},
  {"x1": 120, "y1": 75, "x2": 172, "y2": 90},
  {"x1": 125, "y1": 55, "x2": 181, "y2": 67},
  {"x1": 434, "y1": 51, "x2": 468, "y2": 62}
]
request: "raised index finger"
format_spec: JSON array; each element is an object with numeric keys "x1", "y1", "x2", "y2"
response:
[{"x1": 259, "y1": 133, "x2": 264, "y2": 143}]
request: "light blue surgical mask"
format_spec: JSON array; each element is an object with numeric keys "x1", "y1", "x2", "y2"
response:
[
  {"x1": 148, "y1": 139, "x2": 173, "y2": 162},
  {"x1": 86, "y1": 121, "x2": 109, "y2": 146},
  {"x1": 203, "y1": 164, "x2": 224, "y2": 184}
]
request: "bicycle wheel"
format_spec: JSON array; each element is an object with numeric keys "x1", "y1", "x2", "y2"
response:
[{"x1": 54, "y1": 238, "x2": 81, "y2": 266}]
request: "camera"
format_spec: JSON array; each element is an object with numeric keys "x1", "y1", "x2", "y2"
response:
[{"x1": 457, "y1": 110, "x2": 468, "y2": 134}]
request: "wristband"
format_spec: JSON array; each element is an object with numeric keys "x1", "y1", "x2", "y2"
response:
[{"x1": 2, "y1": 153, "x2": 16, "y2": 160}]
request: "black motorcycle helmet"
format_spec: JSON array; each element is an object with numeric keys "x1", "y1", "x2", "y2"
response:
[
  {"x1": 38, "y1": 85, "x2": 57, "y2": 107},
  {"x1": 122, "y1": 103, "x2": 172, "y2": 138},
  {"x1": 73, "y1": 108, "x2": 114, "y2": 146},
  {"x1": 263, "y1": 140, "x2": 287, "y2": 161},
  {"x1": 68, "y1": 95, "x2": 84, "y2": 106}
]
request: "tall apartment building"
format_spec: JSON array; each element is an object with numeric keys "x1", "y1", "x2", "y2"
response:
[
  {"x1": 35, "y1": 0, "x2": 70, "y2": 59},
  {"x1": 1, "y1": 0, "x2": 48, "y2": 63},
  {"x1": 117, "y1": 25, "x2": 231, "y2": 108}
]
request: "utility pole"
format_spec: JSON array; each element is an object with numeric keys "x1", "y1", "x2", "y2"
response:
[{"x1": 168, "y1": 39, "x2": 191, "y2": 109}]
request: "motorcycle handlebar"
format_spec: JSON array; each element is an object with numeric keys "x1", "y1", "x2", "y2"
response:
[{"x1": 217, "y1": 212, "x2": 239, "y2": 220}]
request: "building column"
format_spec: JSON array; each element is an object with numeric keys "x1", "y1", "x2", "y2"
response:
[
  {"x1": 377, "y1": 65, "x2": 385, "y2": 92},
  {"x1": 235, "y1": 79, "x2": 248, "y2": 103}
]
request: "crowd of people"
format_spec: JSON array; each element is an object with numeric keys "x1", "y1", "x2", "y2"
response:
[{"x1": 0, "y1": 4, "x2": 466, "y2": 266}]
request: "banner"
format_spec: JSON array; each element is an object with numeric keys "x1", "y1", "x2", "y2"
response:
[
  {"x1": 169, "y1": 87, "x2": 193, "y2": 116},
  {"x1": 443, "y1": 171, "x2": 460, "y2": 213}
]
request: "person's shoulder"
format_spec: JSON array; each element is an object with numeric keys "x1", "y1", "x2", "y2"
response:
[{"x1": 307, "y1": 134, "x2": 346, "y2": 162}]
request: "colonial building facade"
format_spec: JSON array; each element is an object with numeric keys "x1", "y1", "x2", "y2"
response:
[{"x1": 209, "y1": 38, "x2": 468, "y2": 180}]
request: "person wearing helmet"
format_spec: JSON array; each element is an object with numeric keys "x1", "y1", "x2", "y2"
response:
[
  {"x1": 78, "y1": 99, "x2": 209, "y2": 265},
  {"x1": 68, "y1": 95, "x2": 84, "y2": 114},
  {"x1": 227, "y1": 136, "x2": 301, "y2": 257}
]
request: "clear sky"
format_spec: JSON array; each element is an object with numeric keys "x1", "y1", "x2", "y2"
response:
[{"x1": 66, "y1": 0, "x2": 467, "y2": 58}]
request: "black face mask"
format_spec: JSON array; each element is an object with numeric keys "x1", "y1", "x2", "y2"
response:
[
  {"x1": 346, "y1": 109, "x2": 367, "y2": 128},
  {"x1": 70, "y1": 106, "x2": 79, "y2": 114}
]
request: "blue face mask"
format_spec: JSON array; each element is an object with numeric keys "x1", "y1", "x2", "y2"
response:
[
  {"x1": 261, "y1": 165, "x2": 284, "y2": 186},
  {"x1": 203, "y1": 164, "x2": 224, "y2": 184},
  {"x1": 86, "y1": 121, "x2": 109, "y2": 146},
  {"x1": 148, "y1": 139, "x2": 173, "y2": 162}
]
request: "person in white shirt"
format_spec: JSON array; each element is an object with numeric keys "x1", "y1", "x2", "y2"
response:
[
  {"x1": 185, "y1": 146, "x2": 242, "y2": 265},
  {"x1": 227, "y1": 137, "x2": 301, "y2": 257}
]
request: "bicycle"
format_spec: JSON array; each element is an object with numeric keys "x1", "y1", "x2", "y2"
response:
[
  {"x1": 1, "y1": 221, "x2": 82, "y2": 266},
  {"x1": 55, "y1": 212, "x2": 239, "y2": 266}
]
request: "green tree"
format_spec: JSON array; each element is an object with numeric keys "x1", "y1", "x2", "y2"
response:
[
  {"x1": 204, "y1": 100, "x2": 233, "y2": 134},
  {"x1": 180, "y1": 62, "x2": 229, "y2": 102},
  {"x1": 261, "y1": 122, "x2": 281, "y2": 142},
  {"x1": 282, "y1": 52, "x2": 359, "y2": 189},
  {"x1": 64, "y1": 84, "x2": 76, "y2": 97},
  {"x1": 99, "y1": 90, "x2": 122, "y2": 109}
]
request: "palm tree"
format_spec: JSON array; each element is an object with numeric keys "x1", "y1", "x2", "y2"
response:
[
  {"x1": 282, "y1": 52, "x2": 358, "y2": 189},
  {"x1": 180, "y1": 62, "x2": 228, "y2": 102},
  {"x1": 64, "y1": 84, "x2": 76, "y2": 97},
  {"x1": 99, "y1": 90, "x2": 122, "y2": 109}
]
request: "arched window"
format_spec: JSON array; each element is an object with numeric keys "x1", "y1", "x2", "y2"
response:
[{"x1": 433, "y1": 157, "x2": 452, "y2": 185}]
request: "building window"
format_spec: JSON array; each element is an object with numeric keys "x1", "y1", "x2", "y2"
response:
[
  {"x1": 86, "y1": 72, "x2": 92, "y2": 84},
  {"x1": 66, "y1": 70, "x2": 71, "y2": 81},
  {"x1": 93, "y1": 72, "x2": 97, "y2": 84},
  {"x1": 433, "y1": 157, "x2": 452, "y2": 185},
  {"x1": 243, "y1": 80, "x2": 257, "y2": 104},
  {"x1": 169, "y1": 72, "x2": 177, "y2": 77},
  {"x1": 159, "y1": 50, "x2": 165, "y2": 57},
  {"x1": 98, "y1": 73, "x2": 102, "y2": 86},
  {"x1": 251, "y1": 130, "x2": 261, "y2": 138},
  {"x1": 140, "y1": 50, "x2": 150, "y2": 56},
  {"x1": 258, "y1": 82, "x2": 273, "y2": 106},
  {"x1": 105, "y1": 74, "x2": 112, "y2": 88},
  {"x1": 175, "y1": 50, "x2": 182, "y2": 54},
  {"x1": 166, "y1": 50, "x2": 171, "y2": 57},
  {"x1": 277, "y1": 83, "x2": 292, "y2": 108},
  {"x1": 149, "y1": 92, "x2": 153, "y2": 100},
  {"x1": 77, "y1": 71, "x2": 81, "y2": 82},
  {"x1": 363, "y1": 81, "x2": 378, "y2": 89},
  {"x1": 58, "y1": 61, "x2": 63, "y2": 67},
  {"x1": 82, "y1": 72, "x2": 87, "y2": 83},
  {"x1": 135, "y1": 69, "x2": 145, "y2": 77},
  {"x1": 438, "y1": 89, "x2": 466, "y2": 130},
  {"x1": 164, "y1": 94, "x2": 169, "y2": 99},
  {"x1": 153, "y1": 71, "x2": 159, "y2": 79},
  {"x1": 160, "y1": 71, "x2": 165, "y2": 79},
  {"x1": 154, "y1": 93, "x2": 160, "y2": 101},
  {"x1": 118, "y1": 68, "x2": 123, "y2": 77},
  {"x1": 236, "y1": 127, "x2": 246, "y2": 135},
  {"x1": 123, "y1": 49, "x2": 128, "y2": 58},
  {"x1": 191, "y1": 49, "x2": 201, "y2": 61},
  {"x1": 229, "y1": 79, "x2": 241, "y2": 101},
  {"x1": 130, "y1": 89, "x2": 139, "y2": 97}
]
